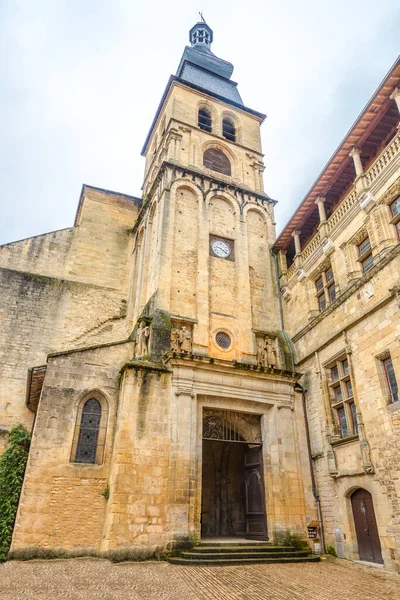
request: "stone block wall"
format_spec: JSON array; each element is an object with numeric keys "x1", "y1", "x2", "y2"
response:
[
  {"x1": 11, "y1": 342, "x2": 133, "y2": 551},
  {"x1": 0, "y1": 186, "x2": 140, "y2": 438}
]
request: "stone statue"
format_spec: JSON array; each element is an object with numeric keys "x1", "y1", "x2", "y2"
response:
[
  {"x1": 142, "y1": 323, "x2": 150, "y2": 355},
  {"x1": 256, "y1": 339, "x2": 265, "y2": 368},
  {"x1": 179, "y1": 325, "x2": 192, "y2": 353},
  {"x1": 170, "y1": 327, "x2": 180, "y2": 352},
  {"x1": 136, "y1": 321, "x2": 150, "y2": 357},
  {"x1": 265, "y1": 337, "x2": 277, "y2": 368}
]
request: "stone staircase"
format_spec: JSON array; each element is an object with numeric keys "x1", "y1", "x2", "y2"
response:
[{"x1": 168, "y1": 541, "x2": 320, "y2": 566}]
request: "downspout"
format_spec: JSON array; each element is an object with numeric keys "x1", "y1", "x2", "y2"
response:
[
  {"x1": 272, "y1": 251, "x2": 326, "y2": 553},
  {"x1": 295, "y1": 383, "x2": 326, "y2": 554}
]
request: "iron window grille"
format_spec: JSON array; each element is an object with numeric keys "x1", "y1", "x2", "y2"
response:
[{"x1": 215, "y1": 331, "x2": 232, "y2": 349}]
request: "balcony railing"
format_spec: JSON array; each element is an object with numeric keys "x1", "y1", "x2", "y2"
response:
[
  {"x1": 327, "y1": 188, "x2": 358, "y2": 233},
  {"x1": 301, "y1": 231, "x2": 321, "y2": 261},
  {"x1": 285, "y1": 130, "x2": 400, "y2": 282},
  {"x1": 365, "y1": 132, "x2": 400, "y2": 187}
]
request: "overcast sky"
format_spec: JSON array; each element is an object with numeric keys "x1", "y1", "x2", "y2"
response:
[{"x1": 1, "y1": 0, "x2": 399, "y2": 245}]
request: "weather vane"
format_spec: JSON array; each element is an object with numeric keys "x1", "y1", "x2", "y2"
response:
[{"x1": 199, "y1": 11, "x2": 206, "y2": 23}]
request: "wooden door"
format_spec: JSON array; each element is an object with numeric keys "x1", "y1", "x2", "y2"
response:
[
  {"x1": 244, "y1": 446, "x2": 268, "y2": 540},
  {"x1": 351, "y1": 488, "x2": 383, "y2": 564}
]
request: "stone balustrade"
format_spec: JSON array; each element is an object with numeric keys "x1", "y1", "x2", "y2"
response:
[
  {"x1": 365, "y1": 132, "x2": 400, "y2": 187},
  {"x1": 285, "y1": 131, "x2": 400, "y2": 283}
]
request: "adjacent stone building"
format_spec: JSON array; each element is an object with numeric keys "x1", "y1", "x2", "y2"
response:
[
  {"x1": 0, "y1": 22, "x2": 399, "y2": 571},
  {"x1": 274, "y1": 62, "x2": 400, "y2": 570}
]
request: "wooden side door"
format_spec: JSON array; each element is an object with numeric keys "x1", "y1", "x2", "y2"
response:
[
  {"x1": 244, "y1": 446, "x2": 268, "y2": 540},
  {"x1": 351, "y1": 488, "x2": 383, "y2": 564}
]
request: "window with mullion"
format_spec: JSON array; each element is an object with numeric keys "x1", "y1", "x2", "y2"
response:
[
  {"x1": 328, "y1": 355, "x2": 358, "y2": 438},
  {"x1": 383, "y1": 357, "x2": 399, "y2": 403},
  {"x1": 315, "y1": 266, "x2": 336, "y2": 312},
  {"x1": 390, "y1": 197, "x2": 400, "y2": 239},
  {"x1": 391, "y1": 196, "x2": 400, "y2": 217},
  {"x1": 358, "y1": 236, "x2": 374, "y2": 272}
]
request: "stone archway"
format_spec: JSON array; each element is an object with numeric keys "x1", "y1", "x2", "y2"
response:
[{"x1": 201, "y1": 408, "x2": 267, "y2": 540}]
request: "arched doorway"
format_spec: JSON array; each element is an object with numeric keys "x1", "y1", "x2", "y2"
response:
[
  {"x1": 351, "y1": 488, "x2": 383, "y2": 564},
  {"x1": 201, "y1": 408, "x2": 267, "y2": 540}
]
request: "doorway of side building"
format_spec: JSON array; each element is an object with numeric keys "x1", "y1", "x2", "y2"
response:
[
  {"x1": 351, "y1": 488, "x2": 383, "y2": 564},
  {"x1": 201, "y1": 408, "x2": 267, "y2": 540}
]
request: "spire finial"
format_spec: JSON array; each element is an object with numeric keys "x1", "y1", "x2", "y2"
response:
[{"x1": 189, "y1": 19, "x2": 213, "y2": 49}]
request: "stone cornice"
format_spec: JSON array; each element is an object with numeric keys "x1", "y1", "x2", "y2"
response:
[
  {"x1": 132, "y1": 161, "x2": 276, "y2": 235},
  {"x1": 164, "y1": 352, "x2": 301, "y2": 381}
]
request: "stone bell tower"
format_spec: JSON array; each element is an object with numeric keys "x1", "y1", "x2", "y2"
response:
[
  {"x1": 100, "y1": 20, "x2": 316, "y2": 550},
  {"x1": 128, "y1": 19, "x2": 281, "y2": 364}
]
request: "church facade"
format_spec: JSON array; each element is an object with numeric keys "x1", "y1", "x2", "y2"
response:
[{"x1": 0, "y1": 22, "x2": 399, "y2": 571}]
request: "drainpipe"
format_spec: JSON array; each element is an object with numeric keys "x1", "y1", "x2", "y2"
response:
[
  {"x1": 295, "y1": 383, "x2": 326, "y2": 554},
  {"x1": 272, "y1": 251, "x2": 326, "y2": 553}
]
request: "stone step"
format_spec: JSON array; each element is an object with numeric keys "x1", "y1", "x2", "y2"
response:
[
  {"x1": 193, "y1": 545, "x2": 296, "y2": 553},
  {"x1": 169, "y1": 555, "x2": 321, "y2": 566},
  {"x1": 198, "y1": 542, "x2": 280, "y2": 547},
  {"x1": 181, "y1": 550, "x2": 309, "y2": 560}
]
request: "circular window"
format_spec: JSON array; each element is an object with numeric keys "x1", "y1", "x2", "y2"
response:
[{"x1": 215, "y1": 331, "x2": 232, "y2": 350}]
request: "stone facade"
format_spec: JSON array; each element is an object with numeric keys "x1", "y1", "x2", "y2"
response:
[
  {"x1": 1, "y1": 22, "x2": 399, "y2": 572},
  {"x1": 274, "y1": 77, "x2": 400, "y2": 570}
]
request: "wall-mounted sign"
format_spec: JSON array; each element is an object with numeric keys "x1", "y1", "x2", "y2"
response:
[{"x1": 307, "y1": 520, "x2": 320, "y2": 539}]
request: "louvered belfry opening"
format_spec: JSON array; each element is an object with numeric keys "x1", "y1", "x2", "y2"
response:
[
  {"x1": 222, "y1": 118, "x2": 236, "y2": 142},
  {"x1": 198, "y1": 108, "x2": 212, "y2": 132},
  {"x1": 75, "y1": 398, "x2": 102, "y2": 464},
  {"x1": 203, "y1": 148, "x2": 231, "y2": 176}
]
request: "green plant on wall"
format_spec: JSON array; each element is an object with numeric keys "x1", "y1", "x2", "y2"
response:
[{"x1": 0, "y1": 425, "x2": 30, "y2": 562}]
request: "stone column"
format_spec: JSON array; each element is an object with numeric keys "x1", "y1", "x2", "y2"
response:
[
  {"x1": 292, "y1": 230, "x2": 302, "y2": 268},
  {"x1": 175, "y1": 136, "x2": 182, "y2": 162},
  {"x1": 349, "y1": 147, "x2": 368, "y2": 193},
  {"x1": 390, "y1": 87, "x2": 400, "y2": 113},
  {"x1": 279, "y1": 249, "x2": 288, "y2": 274},
  {"x1": 315, "y1": 196, "x2": 327, "y2": 222},
  {"x1": 315, "y1": 196, "x2": 328, "y2": 239},
  {"x1": 349, "y1": 147, "x2": 363, "y2": 177},
  {"x1": 292, "y1": 230, "x2": 301, "y2": 254},
  {"x1": 193, "y1": 188, "x2": 210, "y2": 353}
]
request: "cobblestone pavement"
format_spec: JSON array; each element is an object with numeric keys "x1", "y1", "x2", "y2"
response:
[{"x1": 1, "y1": 557, "x2": 399, "y2": 600}]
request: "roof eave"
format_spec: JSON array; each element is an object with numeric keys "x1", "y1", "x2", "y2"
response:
[{"x1": 274, "y1": 55, "x2": 400, "y2": 251}]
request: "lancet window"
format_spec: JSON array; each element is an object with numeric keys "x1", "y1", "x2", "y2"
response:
[{"x1": 74, "y1": 398, "x2": 102, "y2": 464}]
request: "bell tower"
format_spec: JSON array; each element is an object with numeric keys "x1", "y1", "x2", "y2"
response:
[{"x1": 129, "y1": 20, "x2": 280, "y2": 364}]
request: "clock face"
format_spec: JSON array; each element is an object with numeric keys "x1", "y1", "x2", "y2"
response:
[{"x1": 212, "y1": 240, "x2": 230, "y2": 258}]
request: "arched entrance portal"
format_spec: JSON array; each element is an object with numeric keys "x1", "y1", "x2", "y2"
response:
[
  {"x1": 201, "y1": 409, "x2": 267, "y2": 540},
  {"x1": 351, "y1": 488, "x2": 383, "y2": 564}
]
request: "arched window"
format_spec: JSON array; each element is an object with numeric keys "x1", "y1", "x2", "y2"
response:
[
  {"x1": 198, "y1": 108, "x2": 212, "y2": 132},
  {"x1": 222, "y1": 118, "x2": 236, "y2": 142},
  {"x1": 203, "y1": 148, "x2": 231, "y2": 176},
  {"x1": 74, "y1": 398, "x2": 102, "y2": 464}
]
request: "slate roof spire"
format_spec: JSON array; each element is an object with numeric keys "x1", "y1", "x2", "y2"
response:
[{"x1": 175, "y1": 20, "x2": 241, "y2": 103}]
